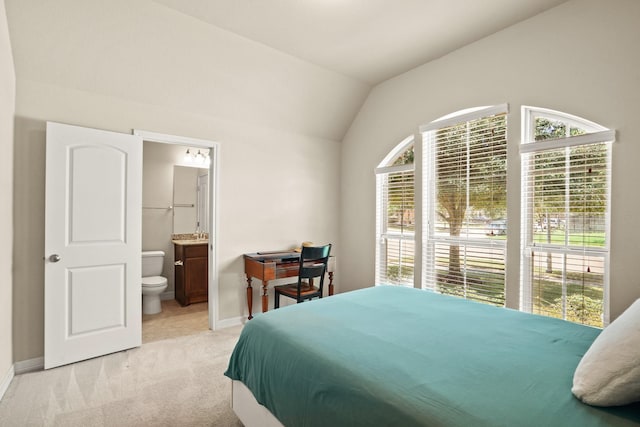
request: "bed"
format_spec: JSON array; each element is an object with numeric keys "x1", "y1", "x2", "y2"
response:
[{"x1": 224, "y1": 286, "x2": 640, "y2": 426}]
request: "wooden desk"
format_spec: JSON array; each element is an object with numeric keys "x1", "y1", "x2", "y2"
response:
[{"x1": 243, "y1": 251, "x2": 335, "y2": 320}]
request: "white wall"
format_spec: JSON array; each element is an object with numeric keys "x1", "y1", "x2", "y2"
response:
[
  {"x1": 340, "y1": 0, "x2": 640, "y2": 321},
  {"x1": 7, "y1": 0, "x2": 353, "y2": 362},
  {"x1": 0, "y1": 0, "x2": 15, "y2": 393}
]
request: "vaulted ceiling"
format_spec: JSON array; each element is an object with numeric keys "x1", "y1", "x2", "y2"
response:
[
  {"x1": 6, "y1": 0, "x2": 569, "y2": 141},
  {"x1": 152, "y1": 0, "x2": 569, "y2": 84}
]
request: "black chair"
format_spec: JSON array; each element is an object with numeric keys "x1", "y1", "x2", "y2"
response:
[{"x1": 274, "y1": 244, "x2": 332, "y2": 309}]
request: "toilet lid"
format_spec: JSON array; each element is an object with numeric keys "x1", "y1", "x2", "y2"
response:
[{"x1": 142, "y1": 276, "x2": 167, "y2": 287}]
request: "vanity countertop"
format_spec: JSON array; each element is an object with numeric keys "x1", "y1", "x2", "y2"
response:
[{"x1": 172, "y1": 239, "x2": 209, "y2": 246}]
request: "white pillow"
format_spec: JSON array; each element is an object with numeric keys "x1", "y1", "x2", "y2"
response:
[{"x1": 572, "y1": 298, "x2": 640, "y2": 406}]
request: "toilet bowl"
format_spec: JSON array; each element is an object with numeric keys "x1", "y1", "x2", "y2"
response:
[{"x1": 142, "y1": 250, "x2": 168, "y2": 315}]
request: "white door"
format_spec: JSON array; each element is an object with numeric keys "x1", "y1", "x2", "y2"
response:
[{"x1": 44, "y1": 122, "x2": 142, "y2": 369}]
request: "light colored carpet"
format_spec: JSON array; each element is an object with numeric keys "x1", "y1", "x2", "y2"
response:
[{"x1": 0, "y1": 326, "x2": 244, "y2": 427}]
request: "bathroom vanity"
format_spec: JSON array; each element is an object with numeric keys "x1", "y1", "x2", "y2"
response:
[{"x1": 173, "y1": 240, "x2": 208, "y2": 306}]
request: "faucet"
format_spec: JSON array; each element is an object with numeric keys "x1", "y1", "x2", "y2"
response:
[{"x1": 193, "y1": 225, "x2": 207, "y2": 240}]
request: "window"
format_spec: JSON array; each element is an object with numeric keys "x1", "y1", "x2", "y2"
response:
[
  {"x1": 421, "y1": 105, "x2": 508, "y2": 306},
  {"x1": 520, "y1": 107, "x2": 615, "y2": 327},
  {"x1": 375, "y1": 137, "x2": 415, "y2": 287}
]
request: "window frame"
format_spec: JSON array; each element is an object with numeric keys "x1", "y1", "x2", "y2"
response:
[
  {"x1": 420, "y1": 104, "x2": 509, "y2": 306},
  {"x1": 519, "y1": 106, "x2": 615, "y2": 326},
  {"x1": 375, "y1": 136, "x2": 416, "y2": 287}
]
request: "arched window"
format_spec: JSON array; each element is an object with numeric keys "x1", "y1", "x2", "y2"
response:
[
  {"x1": 375, "y1": 136, "x2": 415, "y2": 286},
  {"x1": 520, "y1": 106, "x2": 615, "y2": 327},
  {"x1": 421, "y1": 104, "x2": 508, "y2": 306}
]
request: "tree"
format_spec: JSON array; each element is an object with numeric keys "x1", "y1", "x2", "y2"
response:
[
  {"x1": 392, "y1": 146, "x2": 414, "y2": 166},
  {"x1": 386, "y1": 145, "x2": 415, "y2": 232},
  {"x1": 532, "y1": 118, "x2": 607, "y2": 222},
  {"x1": 435, "y1": 114, "x2": 507, "y2": 274}
]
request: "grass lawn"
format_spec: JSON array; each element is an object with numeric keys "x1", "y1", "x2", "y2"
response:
[
  {"x1": 532, "y1": 230, "x2": 605, "y2": 246},
  {"x1": 433, "y1": 265, "x2": 603, "y2": 327}
]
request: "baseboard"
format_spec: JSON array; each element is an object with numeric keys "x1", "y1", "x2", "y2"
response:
[
  {"x1": 14, "y1": 357, "x2": 44, "y2": 374},
  {"x1": 0, "y1": 364, "x2": 14, "y2": 401},
  {"x1": 160, "y1": 290, "x2": 175, "y2": 300},
  {"x1": 216, "y1": 315, "x2": 245, "y2": 330}
]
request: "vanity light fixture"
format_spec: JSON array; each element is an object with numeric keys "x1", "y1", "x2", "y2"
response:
[
  {"x1": 184, "y1": 148, "x2": 193, "y2": 163},
  {"x1": 184, "y1": 148, "x2": 211, "y2": 167}
]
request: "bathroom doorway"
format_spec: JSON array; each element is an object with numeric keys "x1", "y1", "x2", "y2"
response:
[{"x1": 135, "y1": 130, "x2": 219, "y2": 343}]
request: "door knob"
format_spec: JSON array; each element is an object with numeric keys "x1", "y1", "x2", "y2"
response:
[{"x1": 49, "y1": 254, "x2": 61, "y2": 263}]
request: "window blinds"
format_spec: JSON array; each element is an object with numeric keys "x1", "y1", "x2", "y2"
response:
[
  {"x1": 421, "y1": 106, "x2": 508, "y2": 307},
  {"x1": 521, "y1": 135, "x2": 612, "y2": 327},
  {"x1": 375, "y1": 165, "x2": 415, "y2": 287}
]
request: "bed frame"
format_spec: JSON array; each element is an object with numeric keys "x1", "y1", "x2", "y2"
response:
[{"x1": 231, "y1": 380, "x2": 283, "y2": 427}]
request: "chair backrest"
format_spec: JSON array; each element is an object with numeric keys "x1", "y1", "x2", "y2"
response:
[{"x1": 298, "y1": 244, "x2": 332, "y2": 290}]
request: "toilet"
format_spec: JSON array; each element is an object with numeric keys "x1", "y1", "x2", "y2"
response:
[{"x1": 142, "y1": 250, "x2": 168, "y2": 315}]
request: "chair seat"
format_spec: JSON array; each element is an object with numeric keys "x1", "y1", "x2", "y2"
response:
[{"x1": 275, "y1": 282, "x2": 319, "y2": 298}]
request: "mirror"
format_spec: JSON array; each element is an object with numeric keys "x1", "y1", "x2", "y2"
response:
[{"x1": 173, "y1": 165, "x2": 209, "y2": 235}]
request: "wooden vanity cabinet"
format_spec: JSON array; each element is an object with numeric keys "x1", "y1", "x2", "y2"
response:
[{"x1": 174, "y1": 242, "x2": 208, "y2": 306}]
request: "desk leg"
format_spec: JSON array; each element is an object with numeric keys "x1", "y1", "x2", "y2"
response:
[
  {"x1": 262, "y1": 281, "x2": 269, "y2": 313},
  {"x1": 328, "y1": 272, "x2": 334, "y2": 296},
  {"x1": 246, "y1": 275, "x2": 253, "y2": 320}
]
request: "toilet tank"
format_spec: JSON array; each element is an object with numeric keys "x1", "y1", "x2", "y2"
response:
[{"x1": 142, "y1": 251, "x2": 165, "y2": 277}]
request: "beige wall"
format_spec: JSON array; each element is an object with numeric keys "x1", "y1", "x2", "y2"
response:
[
  {"x1": 7, "y1": 1, "x2": 349, "y2": 362},
  {"x1": 340, "y1": 0, "x2": 640, "y2": 321},
  {"x1": 12, "y1": 81, "x2": 341, "y2": 362},
  {"x1": 0, "y1": 0, "x2": 15, "y2": 384}
]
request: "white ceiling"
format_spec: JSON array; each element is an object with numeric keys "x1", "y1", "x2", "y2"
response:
[{"x1": 152, "y1": 0, "x2": 569, "y2": 85}]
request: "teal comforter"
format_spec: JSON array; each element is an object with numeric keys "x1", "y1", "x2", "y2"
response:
[{"x1": 225, "y1": 286, "x2": 640, "y2": 426}]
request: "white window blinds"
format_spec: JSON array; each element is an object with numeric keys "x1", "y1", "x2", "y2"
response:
[
  {"x1": 421, "y1": 105, "x2": 508, "y2": 306},
  {"x1": 520, "y1": 107, "x2": 614, "y2": 327},
  {"x1": 375, "y1": 141, "x2": 415, "y2": 287}
]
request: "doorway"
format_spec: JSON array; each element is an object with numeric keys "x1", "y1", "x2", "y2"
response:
[{"x1": 134, "y1": 130, "x2": 219, "y2": 342}]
